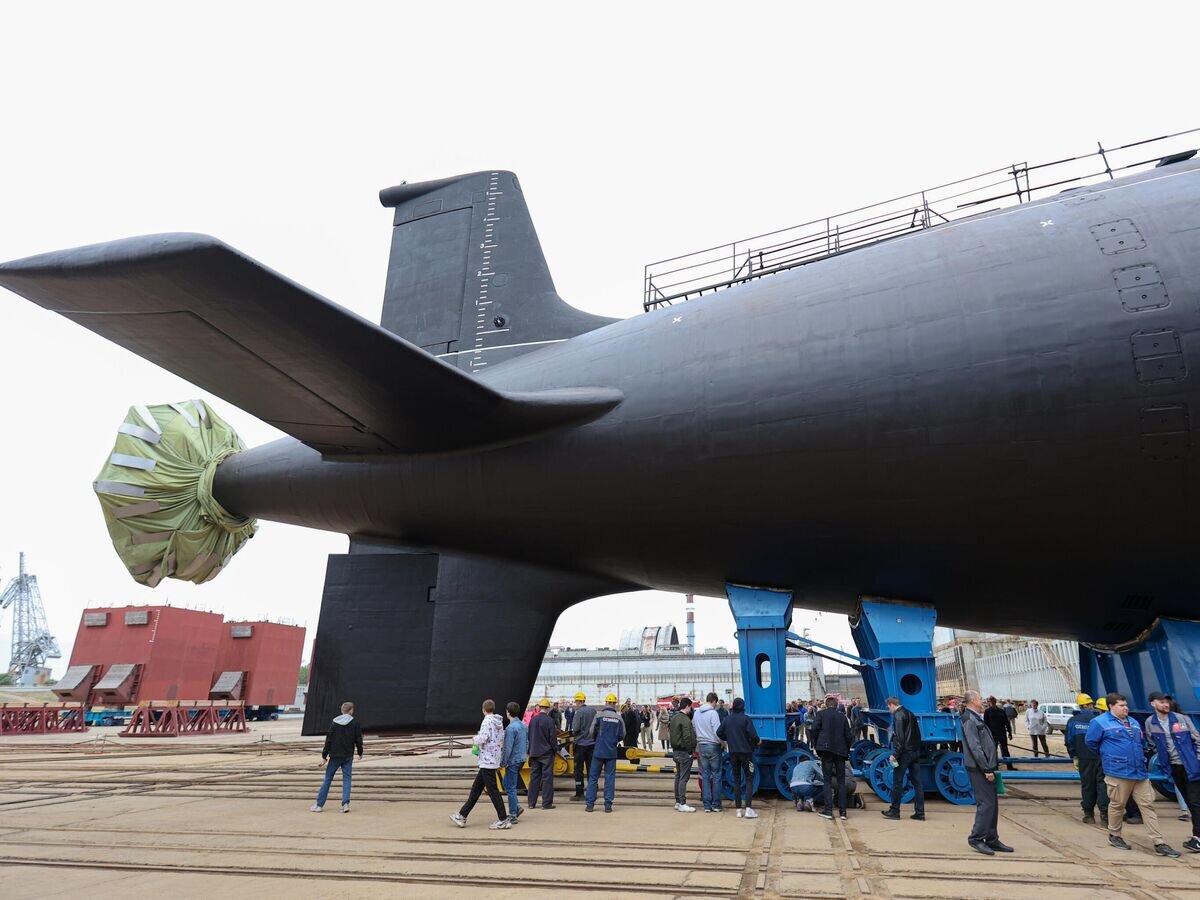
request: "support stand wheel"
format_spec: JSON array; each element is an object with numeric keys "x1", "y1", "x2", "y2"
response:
[
  {"x1": 721, "y1": 756, "x2": 761, "y2": 801},
  {"x1": 933, "y1": 751, "x2": 974, "y2": 805},
  {"x1": 1149, "y1": 756, "x2": 1177, "y2": 800},
  {"x1": 772, "y1": 747, "x2": 815, "y2": 798},
  {"x1": 849, "y1": 738, "x2": 878, "y2": 772},
  {"x1": 867, "y1": 750, "x2": 915, "y2": 805}
]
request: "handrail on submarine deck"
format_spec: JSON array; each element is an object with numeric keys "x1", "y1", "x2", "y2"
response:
[{"x1": 642, "y1": 127, "x2": 1200, "y2": 311}]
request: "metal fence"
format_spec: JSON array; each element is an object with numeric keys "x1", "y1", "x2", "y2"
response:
[{"x1": 643, "y1": 128, "x2": 1200, "y2": 311}]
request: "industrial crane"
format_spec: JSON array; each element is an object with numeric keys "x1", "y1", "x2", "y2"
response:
[{"x1": 0, "y1": 552, "x2": 61, "y2": 682}]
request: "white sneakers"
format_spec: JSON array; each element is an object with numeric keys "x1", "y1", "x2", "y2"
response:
[
  {"x1": 449, "y1": 813, "x2": 466, "y2": 828},
  {"x1": 309, "y1": 804, "x2": 323, "y2": 813},
  {"x1": 736, "y1": 809, "x2": 744, "y2": 818},
  {"x1": 488, "y1": 818, "x2": 513, "y2": 830},
  {"x1": 745, "y1": 808, "x2": 759, "y2": 819},
  {"x1": 675, "y1": 802, "x2": 696, "y2": 813},
  {"x1": 341, "y1": 804, "x2": 350, "y2": 813}
]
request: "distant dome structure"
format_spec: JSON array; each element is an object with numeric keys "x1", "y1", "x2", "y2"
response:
[{"x1": 619, "y1": 623, "x2": 680, "y2": 653}]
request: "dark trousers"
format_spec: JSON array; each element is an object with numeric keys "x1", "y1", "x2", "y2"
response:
[
  {"x1": 573, "y1": 743, "x2": 594, "y2": 795},
  {"x1": 994, "y1": 734, "x2": 1015, "y2": 770},
  {"x1": 967, "y1": 769, "x2": 999, "y2": 844},
  {"x1": 819, "y1": 752, "x2": 847, "y2": 814},
  {"x1": 1030, "y1": 734, "x2": 1049, "y2": 756},
  {"x1": 1171, "y1": 765, "x2": 1200, "y2": 839},
  {"x1": 460, "y1": 767, "x2": 507, "y2": 822},
  {"x1": 889, "y1": 749, "x2": 924, "y2": 815},
  {"x1": 1079, "y1": 756, "x2": 1105, "y2": 815},
  {"x1": 730, "y1": 752, "x2": 754, "y2": 809},
  {"x1": 673, "y1": 750, "x2": 694, "y2": 805},
  {"x1": 527, "y1": 754, "x2": 554, "y2": 807}
]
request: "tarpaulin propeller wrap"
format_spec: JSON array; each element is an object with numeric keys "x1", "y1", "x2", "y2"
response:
[{"x1": 94, "y1": 401, "x2": 257, "y2": 586}]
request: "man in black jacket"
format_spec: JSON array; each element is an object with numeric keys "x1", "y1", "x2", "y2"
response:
[
  {"x1": 312, "y1": 701, "x2": 364, "y2": 813},
  {"x1": 983, "y1": 696, "x2": 1016, "y2": 771},
  {"x1": 527, "y1": 698, "x2": 558, "y2": 809},
  {"x1": 880, "y1": 696, "x2": 925, "y2": 821},
  {"x1": 809, "y1": 695, "x2": 853, "y2": 820}
]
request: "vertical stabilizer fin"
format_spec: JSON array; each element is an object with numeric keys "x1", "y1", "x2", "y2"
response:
[{"x1": 379, "y1": 171, "x2": 618, "y2": 372}]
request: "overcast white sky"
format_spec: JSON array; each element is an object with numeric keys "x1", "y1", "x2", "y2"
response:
[{"x1": 0, "y1": 4, "x2": 1195, "y2": 676}]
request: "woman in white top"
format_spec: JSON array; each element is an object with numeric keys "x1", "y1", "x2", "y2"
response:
[{"x1": 1024, "y1": 700, "x2": 1050, "y2": 757}]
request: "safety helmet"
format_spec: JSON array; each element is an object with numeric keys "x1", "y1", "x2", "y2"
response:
[
  {"x1": 538, "y1": 698, "x2": 552, "y2": 708},
  {"x1": 1076, "y1": 692, "x2": 1093, "y2": 707},
  {"x1": 1095, "y1": 697, "x2": 1108, "y2": 711},
  {"x1": 574, "y1": 692, "x2": 586, "y2": 702},
  {"x1": 605, "y1": 693, "x2": 618, "y2": 704}
]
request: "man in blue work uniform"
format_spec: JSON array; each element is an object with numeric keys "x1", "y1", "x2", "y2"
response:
[
  {"x1": 1064, "y1": 693, "x2": 1109, "y2": 825},
  {"x1": 1145, "y1": 691, "x2": 1200, "y2": 853},
  {"x1": 526, "y1": 697, "x2": 558, "y2": 810},
  {"x1": 1085, "y1": 692, "x2": 1181, "y2": 857},
  {"x1": 585, "y1": 693, "x2": 625, "y2": 812}
]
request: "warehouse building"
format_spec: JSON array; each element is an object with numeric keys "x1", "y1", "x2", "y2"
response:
[
  {"x1": 934, "y1": 627, "x2": 1079, "y2": 702},
  {"x1": 532, "y1": 623, "x2": 827, "y2": 704}
]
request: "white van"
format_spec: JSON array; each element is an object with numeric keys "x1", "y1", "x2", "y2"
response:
[{"x1": 1040, "y1": 702, "x2": 1079, "y2": 733}]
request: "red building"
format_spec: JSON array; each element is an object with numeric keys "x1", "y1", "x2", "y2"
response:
[
  {"x1": 54, "y1": 606, "x2": 304, "y2": 708},
  {"x1": 212, "y1": 620, "x2": 306, "y2": 706}
]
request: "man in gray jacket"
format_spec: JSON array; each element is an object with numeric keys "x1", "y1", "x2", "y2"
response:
[
  {"x1": 962, "y1": 690, "x2": 1014, "y2": 856},
  {"x1": 570, "y1": 692, "x2": 597, "y2": 801}
]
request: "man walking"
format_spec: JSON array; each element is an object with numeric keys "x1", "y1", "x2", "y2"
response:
[
  {"x1": 1025, "y1": 700, "x2": 1050, "y2": 757},
  {"x1": 1064, "y1": 693, "x2": 1109, "y2": 824},
  {"x1": 880, "y1": 695, "x2": 925, "y2": 821},
  {"x1": 961, "y1": 690, "x2": 1013, "y2": 855},
  {"x1": 1144, "y1": 691, "x2": 1199, "y2": 853},
  {"x1": 527, "y1": 697, "x2": 558, "y2": 810},
  {"x1": 809, "y1": 695, "x2": 852, "y2": 820},
  {"x1": 501, "y1": 701, "x2": 528, "y2": 824},
  {"x1": 571, "y1": 691, "x2": 596, "y2": 801},
  {"x1": 694, "y1": 692, "x2": 724, "y2": 812},
  {"x1": 450, "y1": 699, "x2": 512, "y2": 830},
  {"x1": 311, "y1": 700, "x2": 364, "y2": 813},
  {"x1": 984, "y1": 696, "x2": 1015, "y2": 771},
  {"x1": 585, "y1": 693, "x2": 624, "y2": 812},
  {"x1": 669, "y1": 696, "x2": 697, "y2": 812},
  {"x1": 1086, "y1": 692, "x2": 1180, "y2": 856}
]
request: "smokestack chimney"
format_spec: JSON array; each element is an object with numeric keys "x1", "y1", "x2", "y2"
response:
[{"x1": 686, "y1": 593, "x2": 695, "y2": 655}]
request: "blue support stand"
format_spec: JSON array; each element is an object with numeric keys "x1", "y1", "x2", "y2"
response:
[
  {"x1": 848, "y1": 600, "x2": 973, "y2": 804},
  {"x1": 1079, "y1": 617, "x2": 1200, "y2": 730},
  {"x1": 724, "y1": 585, "x2": 975, "y2": 803}
]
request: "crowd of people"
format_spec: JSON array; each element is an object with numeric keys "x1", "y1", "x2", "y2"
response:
[{"x1": 307, "y1": 687, "x2": 1200, "y2": 860}]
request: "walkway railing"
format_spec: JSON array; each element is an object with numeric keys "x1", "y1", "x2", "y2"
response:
[{"x1": 643, "y1": 128, "x2": 1200, "y2": 311}]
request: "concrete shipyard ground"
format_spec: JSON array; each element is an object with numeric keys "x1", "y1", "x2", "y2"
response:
[{"x1": 0, "y1": 720, "x2": 1196, "y2": 899}]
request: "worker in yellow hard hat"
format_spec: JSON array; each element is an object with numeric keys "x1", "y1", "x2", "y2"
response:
[
  {"x1": 584, "y1": 693, "x2": 625, "y2": 812},
  {"x1": 570, "y1": 691, "x2": 597, "y2": 801},
  {"x1": 1064, "y1": 691, "x2": 1107, "y2": 824},
  {"x1": 527, "y1": 698, "x2": 558, "y2": 810},
  {"x1": 1095, "y1": 697, "x2": 1108, "y2": 712}
]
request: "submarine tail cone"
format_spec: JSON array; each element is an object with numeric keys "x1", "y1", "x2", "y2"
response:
[{"x1": 94, "y1": 400, "x2": 256, "y2": 587}]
